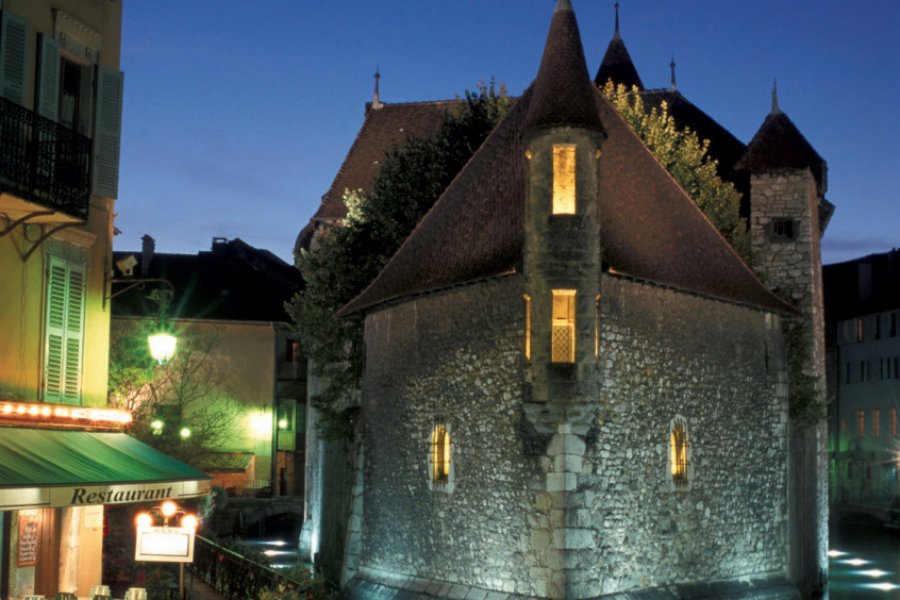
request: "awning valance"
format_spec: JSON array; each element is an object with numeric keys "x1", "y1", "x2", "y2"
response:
[{"x1": 0, "y1": 428, "x2": 210, "y2": 510}]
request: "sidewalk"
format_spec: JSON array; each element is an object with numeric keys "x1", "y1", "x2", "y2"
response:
[{"x1": 186, "y1": 576, "x2": 228, "y2": 600}]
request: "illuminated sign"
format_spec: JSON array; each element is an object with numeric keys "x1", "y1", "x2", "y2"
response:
[{"x1": 135, "y1": 526, "x2": 195, "y2": 563}]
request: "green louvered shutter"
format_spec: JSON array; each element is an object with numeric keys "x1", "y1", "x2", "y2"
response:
[
  {"x1": 0, "y1": 11, "x2": 27, "y2": 104},
  {"x1": 43, "y1": 255, "x2": 86, "y2": 404},
  {"x1": 92, "y1": 65, "x2": 124, "y2": 198},
  {"x1": 44, "y1": 258, "x2": 68, "y2": 403},
  {"x1": 36, "y1": 33, "x2": 60, "y2": 120}
]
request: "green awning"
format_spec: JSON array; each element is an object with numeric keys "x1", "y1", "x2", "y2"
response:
[{"x1": 0, "y1": 428, "x2": 210, "y2": 510}]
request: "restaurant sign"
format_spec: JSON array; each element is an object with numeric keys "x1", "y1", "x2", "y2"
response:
[
  {"x1": 0, "y1": 480, "x2": 210, "y2": 511},
  {"x1": 135, "y1": 526, "x2": 195, "y2": 563}
]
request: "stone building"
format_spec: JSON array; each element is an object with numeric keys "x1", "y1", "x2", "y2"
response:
[{"x1": 299, "y1": 2, "x2": 831, "y2": 598}]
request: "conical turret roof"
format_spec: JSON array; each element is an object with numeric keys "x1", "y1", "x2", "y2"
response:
[
  {"x1": 594, "y1": 36, "x2": 644, "y2": 89},
  {"x1": 736, "y1": 109, "x2": 827, "y2": 194},
  {"x1": 523, "y1": 0, "x2": 603, "y2": 133}
]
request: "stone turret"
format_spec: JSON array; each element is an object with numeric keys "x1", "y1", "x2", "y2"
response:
[
  {"x1": 522, "y1": 1, "x2": 605, "y2": 596},
  {"x1": 737, "y1": 92, "x2": 830, "y2": 596}
]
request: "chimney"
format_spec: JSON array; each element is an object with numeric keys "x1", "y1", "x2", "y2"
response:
[{"x1": 140, "y1": 234, "x2": 155, "y2": 276}]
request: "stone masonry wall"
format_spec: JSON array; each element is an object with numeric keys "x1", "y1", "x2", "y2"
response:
[
  {"x1": 359, "y1": 276, "x2": 545, "y2": 596},
  {"x1": 569, "y1": 275, "x2": 789, "y2": 597}
]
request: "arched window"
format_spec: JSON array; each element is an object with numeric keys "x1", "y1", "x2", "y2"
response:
[
  {"x1": 431, "y1": 424, "x2": 451, "y2": 486},
  {"x1": 669, "y1": 417, "x2": 690, "y2": 490}
]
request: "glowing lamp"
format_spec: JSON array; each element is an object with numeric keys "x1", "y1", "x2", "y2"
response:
[
  {"x1": 161, "y1": 500, "x2": 178, "y2": 518},
  {"x1": 135, "y1": 512, "x2": 152, "y2": 529},
  {"x1": 150, "y1": 419, "x2": 164, "y2": 435},
  {"x1": 179, "y1": 427, "x2": 191, "y2": 439},
  {"x1": 181, "y1": 514, "x2": 198, "y2": 529},
  {"x1": 148, "y1": 332, "x2": 177, "y2": 365},
  {"x1": 278, "y1": 418, "x2": 288, "y2": 430}
]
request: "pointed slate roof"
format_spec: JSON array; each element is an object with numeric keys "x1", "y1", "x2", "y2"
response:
[
  {"x1": 594, "y1": 30, "x2": 644, "y2": 89},
  {"x1": 523, "y1": 0, "x2": 603, "y2": 133},
  {"x1": 337, "y1": 4, "x2": 793, "y2": 318},
  {"x1": 736, "y1": 109, "x2": 827, "y2": 195}
]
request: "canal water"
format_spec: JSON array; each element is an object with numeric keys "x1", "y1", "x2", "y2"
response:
[{"x1": 828, "y1": 520, "x2": 900, "y2": 598}]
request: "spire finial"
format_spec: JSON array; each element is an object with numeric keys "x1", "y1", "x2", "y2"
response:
[
  {"x1": 372, "y1": 67, "x2": 383, "y2": 110},
  {"x1": 556, "y1": 0, "x2": 572, "y2": 12},
  {"x1": 771, "y1": 78, "x2": 781, "y2": 114},
  {"x1": 669, "y1": 55, "x2": 677, "y2": 91},
  {"x1": 614, "y1": 1, "x2": 620, "y2": 38}
]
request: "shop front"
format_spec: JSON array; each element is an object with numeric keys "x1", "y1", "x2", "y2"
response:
[{"x1": 0, "y1": 425, "x2": 210, "y2": 599}]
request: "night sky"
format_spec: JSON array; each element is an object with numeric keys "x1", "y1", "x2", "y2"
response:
[{"x1": 116, "y1": 1, "x2": 900, "y2": 266}]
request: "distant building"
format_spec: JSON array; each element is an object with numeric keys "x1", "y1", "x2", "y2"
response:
[
  {"x1": 112, "y1": 236, "x2": 306, "y2": 498},
  {"x1": 825, "y1": 249, "x2": 900, "y2": 507},
  {"x1": 299, "y1": 2, "x2": 831, "y2": 598},
  {"x1": 0, "y1": 2, "x2": 208, "y2": 597}
]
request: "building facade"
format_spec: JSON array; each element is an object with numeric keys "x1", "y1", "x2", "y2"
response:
[
  {"x1": 299, "y1": 2, "x2": 830, "y2": 598},
  {"x1": 0, "y1": 2, "x2": 210, "y2": 597},
  {"x1": 826, "y1": 250, "x2": 900, "y2": 508},
  {"x1": 112, "y1": 237, "x2": 307, "y2": 499}
]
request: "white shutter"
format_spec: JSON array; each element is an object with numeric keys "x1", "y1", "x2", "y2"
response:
[
  {"x1": 0, "y1": 11, "x2": 27, "y2": 105},
  {"x1": 91, "y1": 65, "x2": 124, "y2": 198},
  {"x1": 43, "y1": 255, "x2": 86, "y2": 405},
  {"x1": 36, "y1": 33, "x2": 60, "y2": 121}
]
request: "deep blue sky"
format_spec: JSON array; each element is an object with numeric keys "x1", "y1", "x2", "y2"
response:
[{"x1": 117, "y1": 1, "x2": 900, "y2": 266}]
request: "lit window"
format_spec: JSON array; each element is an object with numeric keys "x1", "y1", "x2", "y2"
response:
[
  {"x1": 858, "y1": 410, "x2": 865, "y2": 437},
  {"x1": 874, "y1": 410, "x2": 881, "y2": 438},
  {"x1": 431, "y1": 424, "x2": 451, "y2": 486},
  {"x1": 551, "y1": 290, "x2": 576, "y2": 363},
  {"x1": 891, "y1": 409, "x2": 897, "y2": 437},
  {"x1": 594, "y1": 294, "x2": 601, "y2": 359},
  {"x1": 524, "y1": 294, "x2": 532, "y2": 361},
  {"x1": 669, "y1": 418, "x2": 689, "y2": 489},
  {"x1": 552, "y1": 144, "x2": 576, "y2": 214},
  {"x1": 856, "y1": 319, "x2": 864, "y2": 342}
]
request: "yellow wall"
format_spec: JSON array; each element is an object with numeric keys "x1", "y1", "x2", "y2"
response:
[{"x1": 0, "y1": 0, "x2": 121, "y2": 408}]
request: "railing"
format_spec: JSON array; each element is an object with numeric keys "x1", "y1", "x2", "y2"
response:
[
  {"x1": 0, "y1": 96, "x2": 91, "y2": 219},
  {"x1": 190, "y1": 535, "x2": 302, "y2": 599}
]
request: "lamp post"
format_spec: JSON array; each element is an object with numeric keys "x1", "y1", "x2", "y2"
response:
[{"x1": 134, "y1": 500, "x2": 198, "y2": 600}]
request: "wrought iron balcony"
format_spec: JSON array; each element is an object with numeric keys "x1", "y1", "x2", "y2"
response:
[{"x1": 0, "y1": 96, "x2": 91, "y2": 220}]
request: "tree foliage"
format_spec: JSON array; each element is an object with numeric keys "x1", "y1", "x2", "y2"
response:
[
  {"x1": 109, "y1": 319, "x2": 240, "y2": 467},
  {"x1": 602, "y1": 82, "x2": 753, "y2": 263},
  {"x1": 287, "y1": 82, "x2": 510, "y2": 418}
]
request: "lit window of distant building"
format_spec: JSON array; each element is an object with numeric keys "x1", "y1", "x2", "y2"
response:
[
  {"x1": 431, "y1": 423, "x2": 451, "y2": 487},
  {"x1": 552, "y1": 144, "x2": 576, "y2": 214},
  {"x1": 524, "y1": 294, "x2": 532, "y2": 361},
  {"x1": 669, "y1": 417, "x2": 690, "y2": 490},
  {"x1": 858, "y1": 410, "x2": 865, "y2": 437},
  {"x1": 856, "y1": 318, "x2": 864, "y2": 342},
  {"x1": 873, "y1": 410, "x2": 881, "y2": 438}
]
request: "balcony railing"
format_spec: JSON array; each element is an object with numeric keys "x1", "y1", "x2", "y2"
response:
[{"x1": 0, "y1": 96, "x2": 91, "y2": 220}]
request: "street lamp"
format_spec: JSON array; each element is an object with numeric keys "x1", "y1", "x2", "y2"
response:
[
  {"x1": 148, "y1": 332, "x2": 177, "y2": 364},
  {"x1": 134, "y1": 500, "x2": 198, "y2": 600}
]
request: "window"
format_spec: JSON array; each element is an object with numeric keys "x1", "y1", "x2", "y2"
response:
[
  {"x1": 43, "y1": 251, "x2": 86, "y2": 404},
  {"x1": 286, "y1": 339, "x2": 302, "y2": 363},
  {"x1": 594, "y1": 294, "x2": 601, "y2": 359},
  {"x1": 524, "y1": 294, "x2": 532, "y2": 361},
  {"x1": 669, "y1": 418, "x2": 690, "y2": 489},
  {"x1": 552, "y1": 144, "x2": 576, "y2": 214},
  {"x1": 874, "y1": 410, "x2": 881, "y2": 438},
  {"x1": 771, "y1": 219, "x2": 795, "y2": 241},
  {"x1": 857, "y1": 410, "x2": 865, "y2": 437},
  {"x1": 430, "y1": 424, "x2": 451, "y2": 487},
  {"x1": 891, "y1": 409, "x2": 897, "y2": 437},
  {"x1": 856, "y1": 319, "x2": 864, "y2": 342},
  {"x1": 551, "y1": 290, "x2": 576, "y2": 363},
  {"x1": 840, "y1": 418, "x2": 847, "y2": 434}
]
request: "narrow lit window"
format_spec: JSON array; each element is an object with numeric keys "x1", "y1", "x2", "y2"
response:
[
  {"x1": 891, "y1": 409, "x2": 897, "y2": 437},
  {"x1": 874, "y1": 410, "x2": 881, "y2": 438},
  {"x1": 524, "y1": 294, "x2": 532, "y2": 361},
  {"x1": 552, "y1": 144, "x2": 576, "y2": 214},
  {"x1": 594, "y1": 294, "x2": 601, "y2": 359},
  {"x1": 551, "y1": 290, "x2": 576, "y2": 363},
  {"x1": 856, "y1": 318, "x2": 864, "y2": 342},
  {"x1": 431, "y1": 424, "x2": 451, "y2": 486},
  {"x1": 669, "y1": 418, "x2": 689, "y2": 489},
  {"x1": 858, "y1": 410, "x2": 865, "y2": 437}
]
